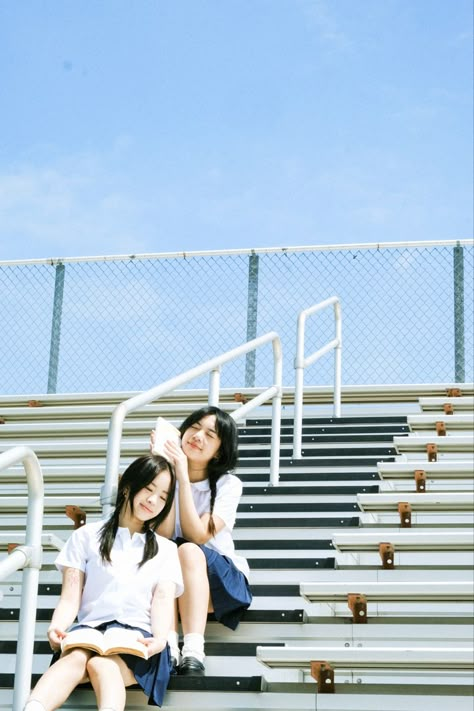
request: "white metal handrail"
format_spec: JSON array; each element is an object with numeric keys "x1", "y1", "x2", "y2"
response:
[
  {"x1": 102, "y1": 331, "x2": 283, "y2": 514},
  {"x1": 293, "y1": 296, "x2": 342, "y2": 458},
  {"x1": 0, "y1": 446, "x2": 44, "y2": 711}
]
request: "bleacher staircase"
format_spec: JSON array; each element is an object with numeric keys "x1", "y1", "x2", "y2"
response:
[{"x1": 0, "y1": 385, "x2": 473, "y2": 710}]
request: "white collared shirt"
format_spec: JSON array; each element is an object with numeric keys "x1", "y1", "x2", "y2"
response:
[
  {"x1": 55, "y1": 519, "x2": 184, "y2": 633},
  {"x1": 174, "y1": 472, "x2": 250, "y2": 579}
]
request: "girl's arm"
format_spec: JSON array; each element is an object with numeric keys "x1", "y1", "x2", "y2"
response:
[
  {"x1": 156, "y1": 499, "x2": 176, "y2": 539},
  {"x1": 47, "y1": 566, "x2": 84, "y2": 650},
  {"x1": 163, "y1": 439, "x2": 225, "y2": 544},
  {"x1": 140, "y1": 580, "x2": 177, "y2": 656}
]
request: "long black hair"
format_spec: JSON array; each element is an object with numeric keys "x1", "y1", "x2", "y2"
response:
[
  {"x1": 99, "y1": 455, "x2": 175, "y2": 568},
  {"x1": 179, "y1": 406, "x2": 239, "y2": 537}
]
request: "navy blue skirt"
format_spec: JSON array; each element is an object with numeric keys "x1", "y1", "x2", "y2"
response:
[
  {"x1": 53, "y1": 620, "x2": 172, "y2": 707},
  {"x1": 176, "y1": 538, "x2": 252, "y2": 630}
]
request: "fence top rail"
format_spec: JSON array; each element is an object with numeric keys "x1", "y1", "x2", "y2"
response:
[{"x1": 1, "y1": 239, "x2": 472, "y2": 267}]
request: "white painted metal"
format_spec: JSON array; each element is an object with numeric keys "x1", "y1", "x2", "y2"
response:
[
  {"x1": 0, "y1": 447, "x2": 44, "y2": 711},
  {"x1": 332, "y1": 530, "x2": 474, "y2": 551},
  {"x1": 256, "y1": 645, "x2": 474, "y2": 670},
  {"x1": 407, "y1": 414, "x2": 474, "y2": 430},
  {"x1": 357, "y1": 492, "x2": 474, "y2": 511},
  {"x1": 394, "y1": 435, "x2": 474, "y2": 452},
  {"x1": 377, "y1": 461, "x2": 474, "y2": 479},
  {"x1": 293, "y1": 297, "x2": 342, "y2": 458},
  {"x1": 299, "y1": 581, "x2": 474, "y2": 602}
]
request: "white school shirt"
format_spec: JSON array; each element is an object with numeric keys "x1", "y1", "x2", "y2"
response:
[
  {"x1": 174, "y1": 472, "x2": 250, "y2": 579},
  {"x1": 55, "y1": 519, "x2": 184, "y2": 633}
]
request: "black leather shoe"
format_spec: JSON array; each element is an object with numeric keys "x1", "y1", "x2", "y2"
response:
[
  {"x1": 178, "y1": 656, "x2": 205, "y2": 676},
  {"x1": 170, "y1": 656, "x2": 179, "y2": 675}
]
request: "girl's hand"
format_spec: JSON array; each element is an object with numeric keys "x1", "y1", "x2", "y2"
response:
[
  {"x1": 47, "y1": 625, "x2": 67, "y2": 652},
  {"x1": 162, "y1": 439, "x2": 189, "y2": 482},
  {"x1": 138, "y1": 635, "x2": 167, "y2": 657}
]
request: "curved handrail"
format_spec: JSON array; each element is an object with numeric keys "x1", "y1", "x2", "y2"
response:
[
  {"x1": 102, "y1": 331, "x2": 283, "y2": 514},
  {"x1": 0, "y1": 446, "x2": 44, "y2": 711},
  {"x1": 293, "y1": 297, "x2": 342, "y2": 458}
]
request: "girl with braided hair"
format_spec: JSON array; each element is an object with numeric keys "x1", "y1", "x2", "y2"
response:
[
  {"x1": 24, "y1": 455, "x2": 183, "y2": 711},
  {"x1": 153, "y1": 406, "x2": 252, "y2": 676}
]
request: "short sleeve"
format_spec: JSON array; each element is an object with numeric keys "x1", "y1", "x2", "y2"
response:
[
  {"x1": 55, "y1": 524, "x2": 93, "y2": 573},
  {"x1": 212, "y1": 474, "x2": 242, "y2": 530}
]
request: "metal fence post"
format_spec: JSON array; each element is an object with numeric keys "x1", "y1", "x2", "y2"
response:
[
  {"x1": 47, "y1": 262, "x2": 65, "y2": 393},
  {"x1": 245, "y1": 252, "x2": 259, "y2": 387},
  {"x1": 453, "y1": 243, "x2": 465, "y2": 382}
]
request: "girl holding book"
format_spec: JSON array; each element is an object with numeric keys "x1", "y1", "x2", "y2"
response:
[
  {"x1": 24, "y1": 455, "x2": 183, "y2": 711},
  {"x1": 152, "y1": 405, "x2": 252, "y2": 676}
]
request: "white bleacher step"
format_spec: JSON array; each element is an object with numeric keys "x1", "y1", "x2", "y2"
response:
[
  {"x1": 300, "y1": 581, "x2": 474, "y2": 603},
  {"x1": 332, "y1": 530, "x2": 474, "y2": 552},
  {"x1": 418, "y1": 396, "x2": 474, "y2": 412},
  {"x1": 1, "y1": 685, "x2": 473, "y2": 711},
  {"x1": 393, "y1": 435, "x2": 474, "y2": 453},
  {"x1": 0, "y1": 495, "x2": 101, "y2": 513},
  {"x1": 357, "y1": 492, "x2": 474, "y2": 511},
  {"x1": 407, "y1": 414, "x2": 474, "y2": 432},
  {"x1": 256, "y1": 644, "x2": 474, "y2": 672},
  {"x1": 377, "y1": 460, "x2": 474, "y2": 479}
]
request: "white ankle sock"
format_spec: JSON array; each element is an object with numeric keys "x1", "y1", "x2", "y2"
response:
[
  {"x1": 182, "y1": 632, "x2": 205, "y2": 663},
  {"x1": 167, "y1": 630, "x2": 181, "y2": 662},
  {"x1": 24, "y1": 701, "x2": 47, "y2": 711}
]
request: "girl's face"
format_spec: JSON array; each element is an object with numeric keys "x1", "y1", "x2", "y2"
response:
[
  {"x1": 129, "y1": 469, "x2": 172, "y2": 524},
  {"x1": 181, "y1": 414, "x2": 221, "y2": 467}
]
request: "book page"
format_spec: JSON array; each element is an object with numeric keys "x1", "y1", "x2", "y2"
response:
[
  {"x1": 61, "y1": 626, "x2": 148, "y2": 659},
  {"x1": 61, "y1": 627, "x2": 104, "y2": 655},
  {"x1": 102, "y1": 627, "x2": 148, "y2": 659},
  {"x1": 152, "y1": 417, "x2": 181, "y2": 461}
]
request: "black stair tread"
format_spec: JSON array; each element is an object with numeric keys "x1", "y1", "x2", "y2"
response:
[
  {"x1": 238, "y1": 457, "x2": 396, "y2": 468},
  {"x1": 235, "y1": 539, "x2": 333, "y2": 550},
  {"x1": 0, "y1": 608, "x2": 308, "y2": 623},
  {"x1": 243, "y1": 484, "x2": 380, "y2": 495},
  {"x1": 247, "y1": 416, "x2": 409, "y2": 425},
  {"x1": 239, "y1": 431, "x2": 409, "y2": 445},
  {"x1": 239, "y1": 433, "x2": 408, "y2": 444},
  {"x1": 239, "y1": 471, "x2": 381, "y2": 481},
  {"x1": 0, "y1": 673, "x2": 264, "y2": 692},
  {"x1": 240, "y1": 424, "x2": 409, "y2": 435},
  {"x1": 248, "y1": 558, "x2": 336, "y2": 569},
  {"x1": 0, "y1": 640, "x2": 284, "y2": 656},
  {"x1": 238, "y1": 502, "x2": 360, "y2": 512},
  {"x1": 238, "y1": 447, "x2": 398, "y2": 458},
  {"x1": 236, "y1": 516, "x2": 359, "y2": 528}
]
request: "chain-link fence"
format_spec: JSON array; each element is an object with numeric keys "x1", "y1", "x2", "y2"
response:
[{"x1": 1, "y1": 242, "x2": 473, "y2": 395}]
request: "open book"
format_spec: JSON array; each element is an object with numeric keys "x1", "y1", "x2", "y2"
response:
[
  {"x1": 61, "y1": 626, "x2": 149, "y2": 659},
  {"x1": 151, "y1": 417, "x2": 181, "y2": 461}
]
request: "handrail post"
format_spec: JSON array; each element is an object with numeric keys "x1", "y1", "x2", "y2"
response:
[
  {"x1": 269, "y1": 337, "x2": 283, "y2": 486},
  {"x1": 208, "y1": 367, "x2": 221, "y2": 406},
  {"x1": 292, "y1": 297, "x2": 342, "y2": 458},
  {"x1": 333, "y1": 300, "x2": 342, "y2": 417},
  {"x1": 0, "y1": 446, "x2": 44, "y2": 711},
  {"x1": 293, "y1": 312, "x2": 306, "y2": 459}
]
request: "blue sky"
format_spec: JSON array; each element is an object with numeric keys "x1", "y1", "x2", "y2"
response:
[{"x1": 1, "y1": 0, "x2": 472, "y2": 261}]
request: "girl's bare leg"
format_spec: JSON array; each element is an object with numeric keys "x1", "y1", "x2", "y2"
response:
[
  {"x1": 25, "y1": 649, "x2": 91, "y2": 711},
  {"x1": 86, "y1": 654, "x2": 136, "y2": 711},
  {"x1": 177, "y1": 543, "x2": 210, "y2": 636}
]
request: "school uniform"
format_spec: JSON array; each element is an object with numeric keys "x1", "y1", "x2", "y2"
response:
[
  {"x1": 175, "y1": 472, "x2": 252, "y2": 629},
  {"x1": 54, "y1": 519, "x2": 183, "y2": 707}
]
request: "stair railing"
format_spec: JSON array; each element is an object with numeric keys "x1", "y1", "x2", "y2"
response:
[
  {"x1": 293, "y1": 296, "x2": 342, "y2": 458},
  {"x1": 0, "y1": 446, "x2": 44, "y2": 711},
  {"x1": 102, "y1": 331, "x2": 283, "y2": 514}
]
